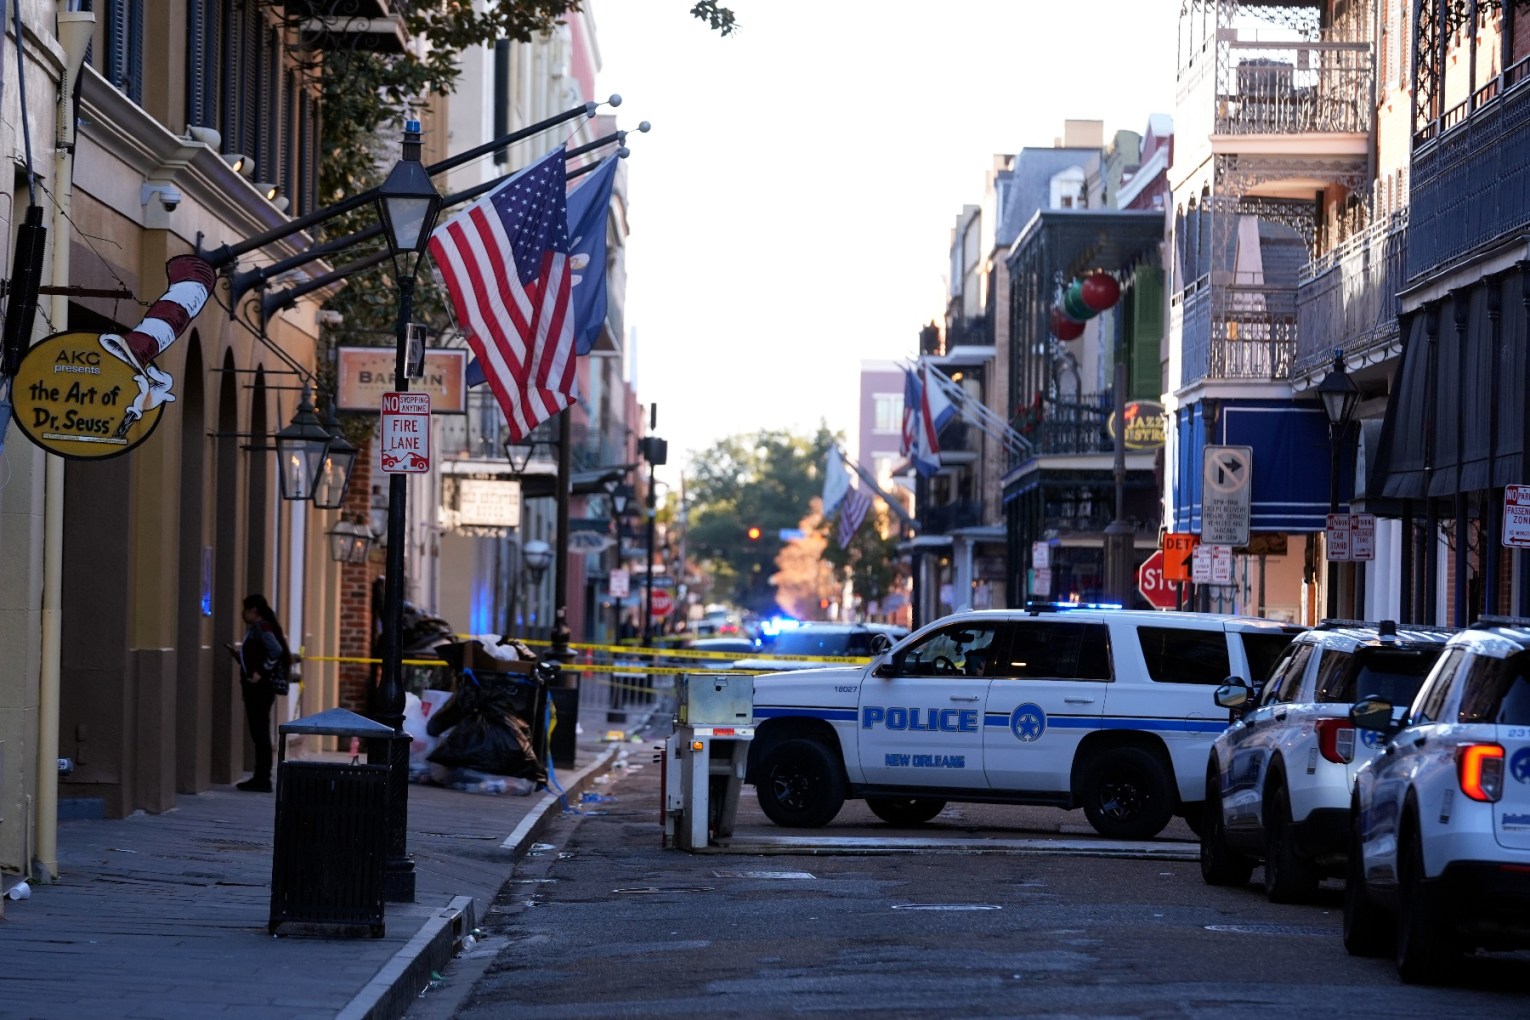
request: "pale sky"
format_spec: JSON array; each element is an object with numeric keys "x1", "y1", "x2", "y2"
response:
[{"x1": 593, "y1": 1, "x2": 1179, "y2": 481}]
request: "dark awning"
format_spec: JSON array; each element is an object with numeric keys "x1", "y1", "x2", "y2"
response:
[{"x1": 1373, "y1": 280, "x2": 1529, "y2": 501}]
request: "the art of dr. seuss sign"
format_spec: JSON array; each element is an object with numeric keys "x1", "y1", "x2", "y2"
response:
[{"x1": 8, "y1": 255, "x2": 215, "y2": 459}]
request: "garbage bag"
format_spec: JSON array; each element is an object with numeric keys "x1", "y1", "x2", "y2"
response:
[{"x1": 425, "y1": 678, "x2": 546, "y2": 785}]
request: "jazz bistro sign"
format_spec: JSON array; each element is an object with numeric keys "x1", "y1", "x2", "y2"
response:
[
  {"x1": 1107, "y1": 400, "x2": 1166, "y2": 450},
  {"x1": 9, "y1": 332, "x2": 162, "y2": 458}
]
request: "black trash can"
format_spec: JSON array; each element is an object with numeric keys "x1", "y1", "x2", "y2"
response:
[
  {"x1": 268, "y1": 708, "x2": 397, "y2": 937},
  {"x1": 547, "y1": 682, "x2": 579, "y2": 771}
]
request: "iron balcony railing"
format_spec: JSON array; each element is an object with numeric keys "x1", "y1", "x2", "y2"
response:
[
  {"x1": 1410, "y1": 54, "x2": 1530, "y2": 279},
  {"x1": 1177, "y1": 278, "x2": 1297, "y2": 385},
  {"x1": 1035, "y1": 393, "x2": 1114, "y2": 456},
  {"x1": 1215, "y1": 40, "x2": 1372, "y2": 136},
  {"x1": 1296, "y1": 209, "x2": 1408, "y2": 376},
  {"x1": 922, "y1": 500, "x2": 983, "y2": 534}
]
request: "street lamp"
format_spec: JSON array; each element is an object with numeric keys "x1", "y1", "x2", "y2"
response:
[
  {"x1": 327, "y1": 516, "x2": 372, "y2": 565},
  {"x1": 273, "y1": 385, "x2": 332, "y2": 502},
  {"x1": 1316, "y1": 350, "x2": 1360, "y2": 618},
  {"x1": 371, "y1": 117, "x2": 442, "y2": 904},
  {"x1": 504, "y1": 435, "x2": 538, "y2": 475},
  {"x1": 639, "y1": 431, "x2": 667, "y2": 647},
  {"x1": 311, "y1": 397, "x2": 359, "y2": 511},
  {"x1": 523, "y1": 539, "x2": 553, "y2": 586}
]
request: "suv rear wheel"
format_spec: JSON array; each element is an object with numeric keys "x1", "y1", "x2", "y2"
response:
[
  {"x1": 755, "y1": 738, "x2": 847, "y2": 829},
  {"x1": 1342, "y1": 811, "x2": 1391, "y2": 957},
  {"x1": 1201, "y1": 767, "x2": 1254, "y2": 886},
  {"x1": 1396, "y1": 825, "x2": 1461, "y2": 984},
  {"x1": 1263, "y1": 781, "x2": 1320, "y2": 903},
  {"x1": 866, "y1": 797, "x2": 947, "y2": 826},
  {"x1": 1079, "y1": 746, "x2": 1174, "y2": 840}
]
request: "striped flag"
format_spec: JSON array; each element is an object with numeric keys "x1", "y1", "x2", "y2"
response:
[
  {"x1": 428, "y1": 148, "x2": 574, "y2": 440},
  {"x1": 836, "y1": 488, "x2": 873, "y2": 549}
]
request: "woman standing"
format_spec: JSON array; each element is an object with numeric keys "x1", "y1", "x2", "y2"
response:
[{"x1": 230, "y1": 593, "x2": 289, "y2": 792}]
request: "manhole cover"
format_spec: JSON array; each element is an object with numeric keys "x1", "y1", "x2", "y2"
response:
[
  {"x1": 1204, "y1": 923, "x2": 1332, "y2": 936},
  {"x1": 892, "y1": 903, "x2": 1002, "y2": 911}
]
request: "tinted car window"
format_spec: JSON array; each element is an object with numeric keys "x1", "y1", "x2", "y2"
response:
[
  {"x1": 1261, "y1": 643, "x2": 1313, "y2": 706},
  {"x1": 1240, "y1": 632, "x2": 1301, "y2": 686},
  {"x1": 1413, "y1": 648, "x2": 1464, "y2": 724},
  {"x1": 1457, "y1": 650, "x2": 1530, "y2": 725},
  {"x1": 1137, "y1": 627, "x2": 1231, "y2": 685},
  {"x1": 1316, "y1": 647, "x2": 1441, "y2": 705},
  {"x1": 772, "y1": 630, "x2": 854, "y2": 656},
  {"x1": 895, "y1": 624, "x2": 1001, "y2": 678},
  {"x1": 1005, "y1": 622, "x2": 1112, "y2": 680}
]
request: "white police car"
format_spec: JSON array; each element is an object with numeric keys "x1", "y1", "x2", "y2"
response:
[
  {"x1": 1342, "y1": 616, "x2": 1530, "y2": 983},
  {"x1": 1199, "y1": 620, "x2": 1453, "y2": 902},
  {"x1": 745, "y1": 604, "x2": 1301, "y2": 839}
]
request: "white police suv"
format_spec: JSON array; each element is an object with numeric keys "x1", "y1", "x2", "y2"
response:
[
  {"x1": 745, "y1": 605, "x2": 1301, "y2": 839},
  {"x1": 1342, "y1": 616, "x2": 1530, "y2": 984},
  {"x1": 1200, "y1": 620, "x2": 1453, "y2": 902}
]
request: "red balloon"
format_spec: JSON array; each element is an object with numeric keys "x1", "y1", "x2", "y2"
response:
[
  {"x1": 1080, "y1": 272, "x2": 1121, "y2": 311},
  {"x1": 1051, "y1": 307, "x2": 1085, "y2": 340}
]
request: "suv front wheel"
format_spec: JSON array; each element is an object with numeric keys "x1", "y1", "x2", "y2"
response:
[
  {"x1": 755, "y1": 737, "x2": 847, "y2": 829},
  {"x1": 1078, "y1": 746, "x2": 1174, "y2": 840}
]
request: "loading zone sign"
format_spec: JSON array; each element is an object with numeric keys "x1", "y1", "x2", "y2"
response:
[
  {"x1": 380, "y1": 391, "x2": 430, "y2": 473},
  {"x1": 1505, "y1": 485, "x2": 1530, "y2": 547},
  {"x1": 1201, "y1": 445, "x2": 1252, "y2": 547}
]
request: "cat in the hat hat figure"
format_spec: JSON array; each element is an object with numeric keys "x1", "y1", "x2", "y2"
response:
[{"x1": 99, "y1": 253, "x2": 216, "y2": 437}]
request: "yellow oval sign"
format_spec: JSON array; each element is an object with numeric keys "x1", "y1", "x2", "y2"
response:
[
  {"x1": 1108, "y1": 400, "x2": 1166, "y2": 450},
  {"x1": 9, "y1": 331, "x2": 165, "y2": 459}
]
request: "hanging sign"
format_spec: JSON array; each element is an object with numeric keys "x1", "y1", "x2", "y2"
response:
[
  {"x1": 380, "y1": 391, "x2": 431, "y2": 473},
  {"x1": 1107, "y1": 400, "x2": 1166, "y2": 450},
  {"x1": 8, "y1": 332, "x2": 163, "y2": 458}
]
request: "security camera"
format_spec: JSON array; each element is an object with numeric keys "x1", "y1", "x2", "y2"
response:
[{"x1": 141, "y1": 183, "x2": 182, "y2": 212}]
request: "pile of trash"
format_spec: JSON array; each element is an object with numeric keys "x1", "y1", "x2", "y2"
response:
[{"x1": 402, "y1": 637, "x2": 550, "y2": 796}]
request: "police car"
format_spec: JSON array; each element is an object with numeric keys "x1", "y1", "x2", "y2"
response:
[
  {"x1": 1342, "y1": 616, "x2": 1530, "y2": 984},
  {"x1": 745, "y1": 604, "x2": 1302, "y2": 839},
  {"x1": 1199, "y1": 620, "x2": 1453, "y2": 901}
]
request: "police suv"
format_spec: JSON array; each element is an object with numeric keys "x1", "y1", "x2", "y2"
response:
[
  {"x1": 1342, "y1": 616, "x2": 1530, "y2": 984},
  {"x1": 1200, "y1": 620, "x2": 1454, "y2": 902},
  {"x1": 745, "y1": 605, "x2": 1301, "y2": 839}
]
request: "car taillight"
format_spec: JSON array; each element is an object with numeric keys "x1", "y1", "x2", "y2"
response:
[
  {"x1": 1457, "y1": 744, "x2": 1505, "y2": 802},
  {"x1": 1315, "y1": 718, "x2": 1355, "y2": 764}
]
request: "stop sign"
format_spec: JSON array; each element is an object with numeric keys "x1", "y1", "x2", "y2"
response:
[
  {"x1": 648, "y1": 587, "x2": 674, "y2": 619},
  {"x1": 1137, "y1": 550, "x2": 1177, "y2": 610}
]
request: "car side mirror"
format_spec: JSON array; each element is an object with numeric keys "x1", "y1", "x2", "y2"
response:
[
  {"x1": 1350, "y1": 697, "x2": 1397, "y2": 733},
  {"x1": 869, "y1": 633, "x2": 894, "y2": 655},
  {"x1": 1214, "y1": 677, "x2": 1252, "y2": 712}
]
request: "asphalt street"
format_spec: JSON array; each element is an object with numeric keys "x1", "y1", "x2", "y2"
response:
[{"x1": 408, "y1": 735, "x2": 1530, "y2": 1019}]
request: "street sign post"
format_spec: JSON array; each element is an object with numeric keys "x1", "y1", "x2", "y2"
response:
[
  {"x1": 379, "y1": 391, "x2": 430, "y2": 474},
  {"x1": 609, "y1": 568, "x2": 629, "y2": 598},
  {"x1": 648, "y1": 587, "x2": 674, "y2": 619},
  {"x1": 1137, "y1": 550, "x2": 1176, "y2": 610},
  {"x1": 1326, "y1": 513, "x2": 1352, "y2": 561},
  {"x1": 1505, "y1": 485, "x2": 1530, "y2": 547},
  {"x1": 1202, "y1": 445, "x2": 1252, "y2": 547}
]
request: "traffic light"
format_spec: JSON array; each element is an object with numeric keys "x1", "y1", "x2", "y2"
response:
[{"x1": 746, "y1": 525, "x2": 762, "y2": 541}]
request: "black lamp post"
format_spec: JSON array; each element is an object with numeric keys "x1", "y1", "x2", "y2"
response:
[
  {"x1": 371, "y1": 117, "x2": 442, "y2": 904},
  {"x1": 1315, "y1": 350, "x2": 1360, "y2": 619},
  {"x1": 638, "y1": 431, "x2": 667, "y2": 647},
  {"x1": 273, "y1": 385, "x2": 332, "y2": 502}
]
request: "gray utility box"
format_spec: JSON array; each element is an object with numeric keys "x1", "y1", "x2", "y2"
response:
[{"x1": 676, "y1": 674, "x2": 753, "y2": 727}]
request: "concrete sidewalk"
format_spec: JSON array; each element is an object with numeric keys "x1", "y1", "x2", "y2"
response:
[{"x1": 0, "y1": 729, "x2": 638, "y2": 1020}]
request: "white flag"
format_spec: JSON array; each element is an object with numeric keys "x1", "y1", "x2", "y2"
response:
[{"x1": 822, "y1": 447, "x2": 851, "y2": 516}]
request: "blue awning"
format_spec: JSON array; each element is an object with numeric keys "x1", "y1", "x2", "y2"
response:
[{"x1": 1174, "y1": 401, "x2": 1340, "y2": 534}]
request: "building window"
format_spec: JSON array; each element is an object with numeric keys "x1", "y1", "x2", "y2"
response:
[
  {"x1": 101, "y1": 0, "x2": 144, "y2": 103},
  {"x1": 872, "y1": 393, "x2": 902, "y2": 434}
]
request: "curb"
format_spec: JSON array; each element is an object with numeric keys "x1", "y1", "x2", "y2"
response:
[{"x1": 341, "y1": 742, "x2": 626, "y2": 1020}]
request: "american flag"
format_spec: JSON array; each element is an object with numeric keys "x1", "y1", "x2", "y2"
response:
[
  {"x1": 428, "y1": 149, "x2": 574, "y2": 440},
  {"x1": 836, "y1": 488, "x2": 873, "y2": 550}
]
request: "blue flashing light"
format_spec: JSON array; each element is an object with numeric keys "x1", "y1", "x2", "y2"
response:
[{"x1": 1025, "y1": 600, "x2": 1124, "y2": 612}]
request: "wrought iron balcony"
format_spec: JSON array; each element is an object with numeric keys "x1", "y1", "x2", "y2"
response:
[
  {"x1": 1410, "y1": 55, "x2": 1530, "y2": 279},
  {"x1": 1179, "y1": 34, "x2": 1372, "y2": 138},
  {"x1": 921, "y1": 500, "x2": 983, "y2": 534},
  {"x1": 1176, "y1": 279, "x2": 1297, "y2": 385},
  {"x1": 1034, "y1": 394, "x2": 1113, "y2": 456},
  {"x1": 1296, "y1": 209, "x2": 1407, "y2": 376}
]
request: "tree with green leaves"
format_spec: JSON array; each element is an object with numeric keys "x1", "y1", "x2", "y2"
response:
[
  {"x1": 819, "y1": 503, "x2": 902, "y2": 617},
  {"x1": 686, "y1": 425, "x2": 835, "y2": 615}
]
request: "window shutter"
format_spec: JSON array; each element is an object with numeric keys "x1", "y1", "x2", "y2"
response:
[
  {"x1": 1129, "y1": 266, "x2": 1164, "y2": 400},
  {"x1": 126, "y1": 0, "x2": 143, "y2": 103},
  {"x1": 494, "y1": 40, "x2": 511, "y2": 165}
]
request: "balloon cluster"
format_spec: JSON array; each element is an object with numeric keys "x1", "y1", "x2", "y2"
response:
[{"x1": 1049, "y1": 272, "x2": 1121, "y2": 341}]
